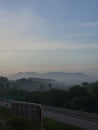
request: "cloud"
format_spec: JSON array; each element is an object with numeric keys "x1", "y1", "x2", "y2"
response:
[
  {"x1": 0, "y1": 41, "x2": 98, "y2": 53},
  {"x1": 77, "y1": 21, "x2": 98, "y2": 28},
  {"x1": 0, "y1": 9, "x2": 98, "y2": 53},
  {"x1": 0, "y1": 8, "x2": 98, "y2": 53},
  {"x1": 0, "y1": 9, "x2": 44, "y2": 46}
]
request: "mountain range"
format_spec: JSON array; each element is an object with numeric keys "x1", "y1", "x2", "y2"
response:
[{"x1": 7, "y1": 72, "x2": 95, "y2": 85}]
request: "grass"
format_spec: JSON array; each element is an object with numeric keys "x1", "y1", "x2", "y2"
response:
[
  {"x1": 0, "y1": 106, "x2": 11, "y2": 119},
  {"x1": 43, "y1": 118, "x2": 86, "y2": 130},
  {"x1": 0, "y1": 122, "x2": 5, "y2": 130}
]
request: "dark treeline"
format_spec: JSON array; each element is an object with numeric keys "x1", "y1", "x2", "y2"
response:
[
  {"x1": 25, "y1": 83, "x2": 98, "y2": 113},
  {"x1": 0, "y1": 77, "x2": 98, "y2": 113}
]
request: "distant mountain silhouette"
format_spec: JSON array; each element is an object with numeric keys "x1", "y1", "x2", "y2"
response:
[
  {"x1": 10, "y1": 77, "x2": 66, "y2": 91},
  {"x1": 7, "y1": 72, "x2": 95, "y2": 85}
]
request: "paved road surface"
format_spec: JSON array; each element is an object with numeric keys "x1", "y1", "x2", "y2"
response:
[
  {"x1": 43, "y1": 111, "x2": 98, "y2": 130},
  {"x1": 42, "y1": 105, "x2": 98, "y2": 123},
  {"x1": 42, "y1": 105, "x2": 98, "y2": 130}
]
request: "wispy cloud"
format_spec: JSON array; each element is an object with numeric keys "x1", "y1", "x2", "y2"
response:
[
  {"x1": 0, "y1": 41, "x2": 98, "y2": 53},
  {"x1": 0, "y1": 1, "x2": 98, "y2": 75},
  {"x1": 76, "y1": 21, "x2": 98, "y2": 28},
  {"x1": 0, "y1": 8, "x2": 98, "y2": 53},
  {"x1": 0, "y1": 9, "x2": 44, "y2": 46}
]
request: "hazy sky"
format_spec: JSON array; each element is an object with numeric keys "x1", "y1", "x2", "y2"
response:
[{"x1": 0, "y1": 0, "x2": 98, "y2": 77}]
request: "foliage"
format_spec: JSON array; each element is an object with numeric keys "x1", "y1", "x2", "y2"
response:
[
  {"x1": 26, "y1": 83, "x2": 98, "y2": 113},
  {"x1": 43, "y1": 118, "x2": 86, "y2": 130},
  {"x1": 6, "y1": 117, "x2": 41, "y2": 130},
  {"x1": 0, "y1": 106, "x2": 11, "y2": 119},
  {"x1": 0, "y1": 76, "x2": 98, "y2": 113},
  {"x1": 69, "y1": 85, "x2": 88, "y2": 98},
  {"x1": 0, "y1": 122, "x2": 4, "y2": 130}
]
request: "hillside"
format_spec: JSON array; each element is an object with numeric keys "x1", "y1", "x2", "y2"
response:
[
  {"x1": 9, "y1": 78, "x2": 66, "y2": 91},
  {"x1": 8, "y1": 72, "x2": 95, "y2": 85}
]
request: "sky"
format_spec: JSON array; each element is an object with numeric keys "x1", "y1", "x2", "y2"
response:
[{"x1": 0, "y1": 0, "x2": 98, "y2": 78}]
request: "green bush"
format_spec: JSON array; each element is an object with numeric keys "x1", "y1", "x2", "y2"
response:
[
  {"x1": 6, "y1": 117, "x2": 41, "y2": 130},
  {"x1": 43, "y1": 118, "x2": 85, "y2": 130}
]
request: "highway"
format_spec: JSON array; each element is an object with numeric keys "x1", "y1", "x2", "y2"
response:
[
  {"x1": 42, "y1": 105, "x2": 98, "y2": 123},
  {"x1": 0, "y1": 99, "x2": 98, "y2": 130},
  {"x1": 42, "y1": 105, "x2": 98, "y2": 130}
]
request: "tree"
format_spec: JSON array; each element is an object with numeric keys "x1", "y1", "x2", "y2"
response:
[
  {"x1": 0, "y1": 83, "x2": 5, "y2": 97},
  {"x1": 69, "y1": 85, "x2": 88, "y2": 98},
  {"x1": 40, "y1": 84, "x2": 45, "y2": 92},
  {"x1": 82, "y1": 94, "x2": 97, "y2": 112},
  {"x1": 91, "y1": 86, "x2": 98, "y2": 96},
  {"x1": 48, "y1": 83, "x2": 52, "y2": 90},
  {"x1": 70, "y1": 97, "x2": 83, "y2": 110},
  {"x1": 81, "y1": 82, "x2": 88, "y2": 87}
]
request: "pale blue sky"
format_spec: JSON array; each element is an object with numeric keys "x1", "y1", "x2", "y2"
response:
[{"x1": 0, "y1": 0, "x2": 98, "y2": 78}]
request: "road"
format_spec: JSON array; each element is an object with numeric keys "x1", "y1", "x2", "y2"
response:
[
  {"x1": 42, "y1": 105, "x2": 98, "y2": 123},
  {"x1": 0, "y1": 99, "x2": 98, "y2": 130},
  {"x1": 42, "y1": 105, "x2": 98, "y2": 130}
]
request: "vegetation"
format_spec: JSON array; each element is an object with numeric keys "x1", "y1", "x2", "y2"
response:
[
  {"x1": 43, "y1": 118, "x2": 86, "y2": 130},
  {"x1": 0, "y1": 106, "x2": 85, "y2": 130},
  {"x1": 25, "y1": 83, "x2": 98, "y2": 113},
  {"x1": 0, "y1": 122, "x2": 4, "y2": 130},
  {"x1": 6, "y1": 117, "x2": 41, "y2": 130},
  {"x1": 0, "y1": 77, "x2": 97, "y2": 129},
  {"x1": 0, "y1": 106, "x2": 41, "y2": 130},
  {"x1": 0, "y1": 106, "x2": 11, "y2": 119},
  {"x1": 0, "y1": 77, "x2": 98, "y2": 113}
]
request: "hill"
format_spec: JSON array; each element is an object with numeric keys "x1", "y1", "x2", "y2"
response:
[
  {"x1": 9, "y1": 78, "x2": 66, "y2": 91},
  {"x1": 8, "y1": 72, "x2": 95, "y2": 86}
]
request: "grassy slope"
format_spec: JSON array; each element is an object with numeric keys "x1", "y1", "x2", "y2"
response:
[
  {"x1": 0, "y1": 106, "x2": 11, "y2": 119},
  {"x1": 43, "y1": 118, "x2": 85, "y2": 130}
]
